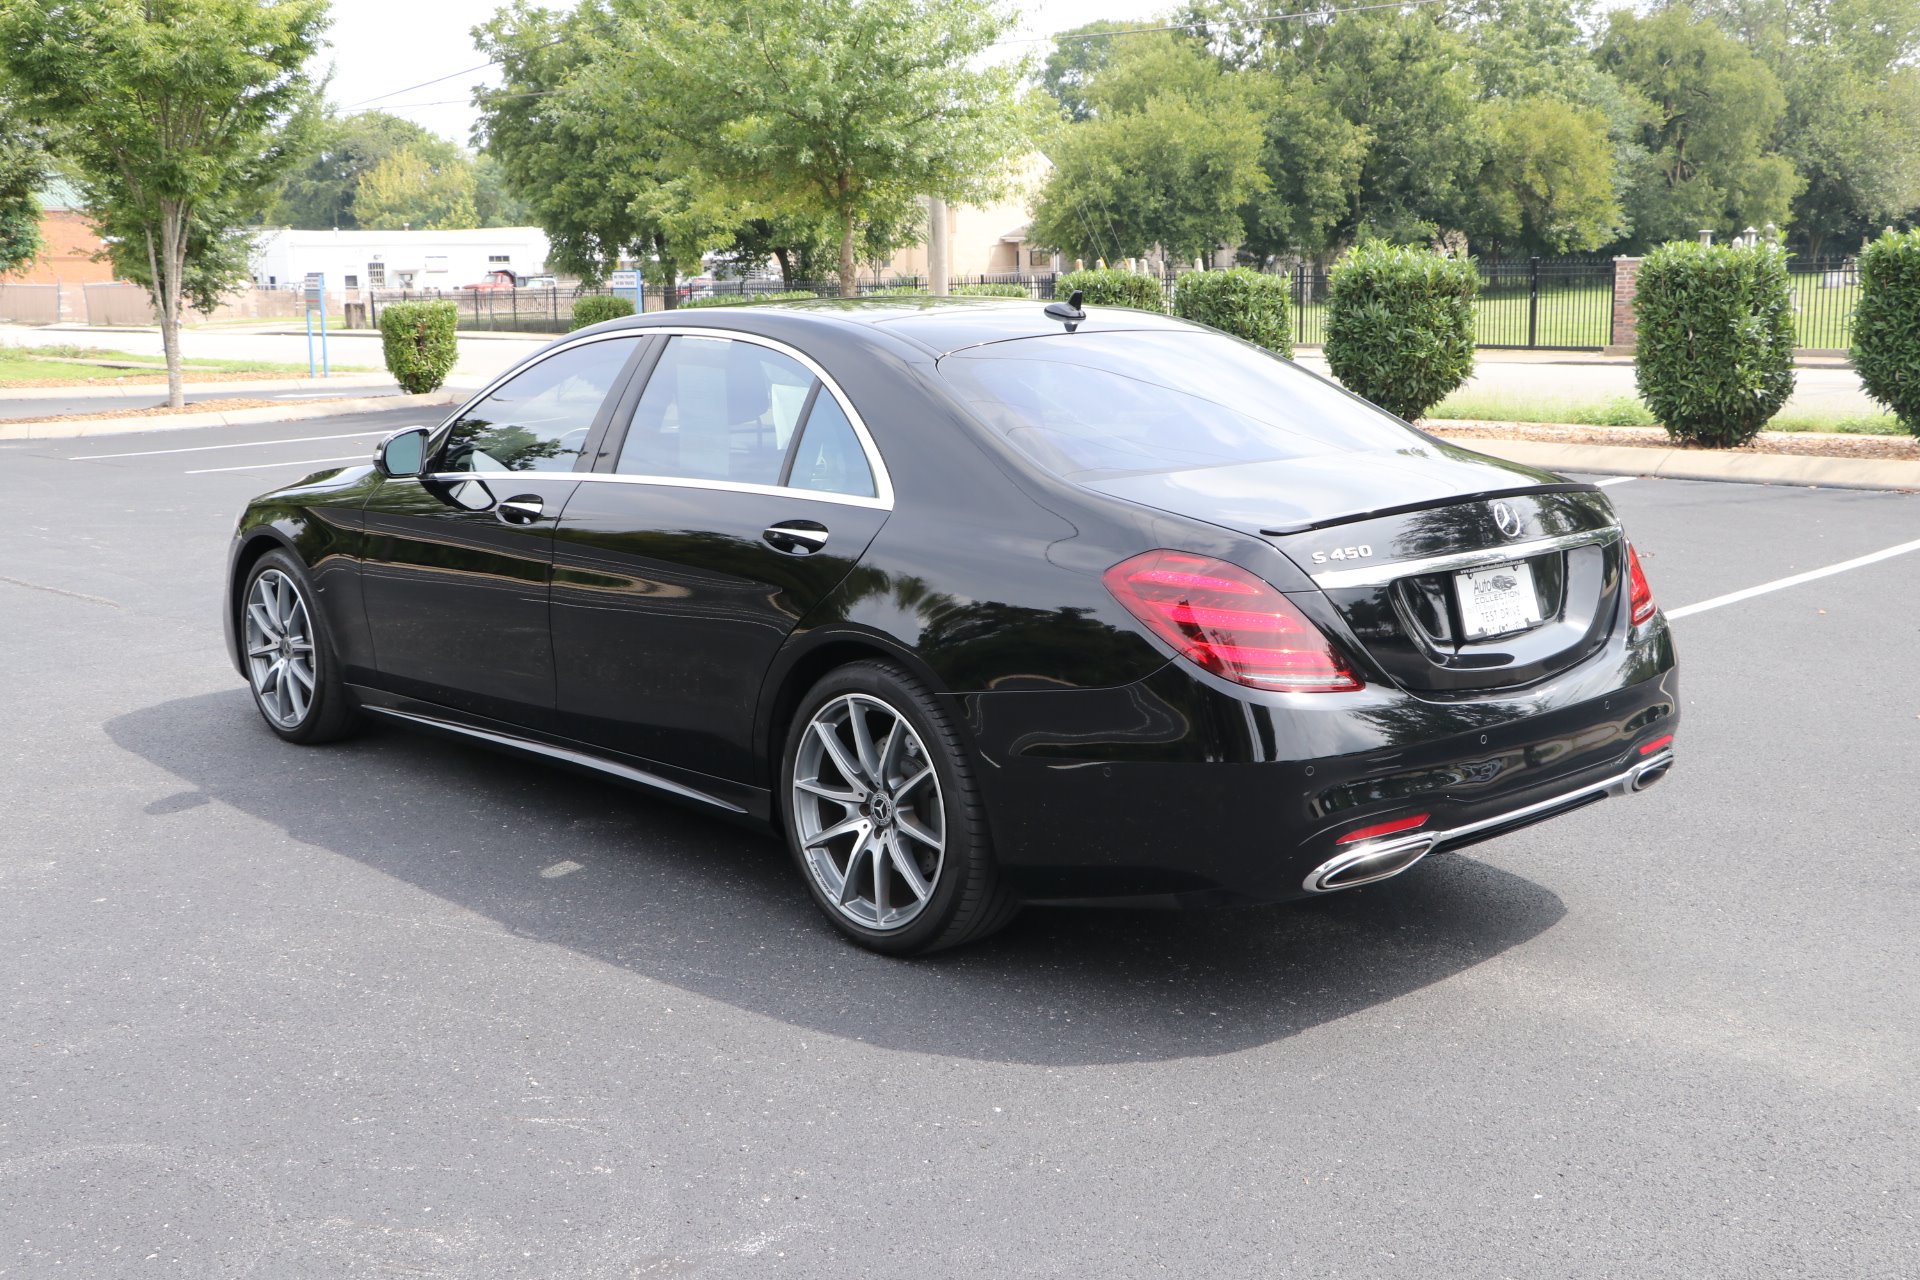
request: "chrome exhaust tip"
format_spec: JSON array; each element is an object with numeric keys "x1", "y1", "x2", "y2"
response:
[
  {"x1": 1304, "y1": 835, "x2": 1436, "y2": 894},
  {"x1": 1625, "y1": 751, "x2": 1674, "y2": 793}
]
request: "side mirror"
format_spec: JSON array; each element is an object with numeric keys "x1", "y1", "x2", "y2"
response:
[{"x1": 375, "y1": 426, "x2": 431, "y2": 478}]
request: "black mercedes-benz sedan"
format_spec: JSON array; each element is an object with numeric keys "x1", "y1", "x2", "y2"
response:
[{"x1": 224, "y1": 296, "x2": 1677, "y2": 954}]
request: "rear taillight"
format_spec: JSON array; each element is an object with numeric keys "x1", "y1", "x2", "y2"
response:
[
  {"x1": 1626, "y1": 543, "x2": 1656, "y2": 626},
  {"x1": 1103, "y1": 550, "x2": 1363, "y2": 693}
]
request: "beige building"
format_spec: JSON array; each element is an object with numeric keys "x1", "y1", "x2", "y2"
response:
[{"x1": 880, "y1": 154, "x2": 1064, "y2": 280}]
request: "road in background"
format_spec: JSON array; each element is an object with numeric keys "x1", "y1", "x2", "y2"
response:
[{"x1": 2, "y1": 412, "x2": 1916, "y2": 1277}]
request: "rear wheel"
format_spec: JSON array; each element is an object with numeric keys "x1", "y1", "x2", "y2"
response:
[
  {"x1": 240, "y1": 550, "x2": 357, "y2": 744},
  {"x1": 782, "y1": 661, "x2": 1017, "y2": 955}
]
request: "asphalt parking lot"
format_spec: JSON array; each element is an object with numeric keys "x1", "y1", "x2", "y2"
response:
[{"x1": 3, "y1": 408, "x2": 1917, "y2": 1278}]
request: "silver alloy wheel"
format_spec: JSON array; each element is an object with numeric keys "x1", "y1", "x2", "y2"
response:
[
  {"x1": 243, "y1": 568, "x2": 318, "y2": 729},
  {"x1": 792, "y1": 693, "x2": 946, "y2": 931}
]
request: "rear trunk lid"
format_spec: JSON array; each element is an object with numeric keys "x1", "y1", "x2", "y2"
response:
[{"x1": 1085, "y1": 442, "x2": 1626, "y2": 693}]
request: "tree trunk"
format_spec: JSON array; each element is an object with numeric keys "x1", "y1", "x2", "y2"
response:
[
  {"x1": 147, "y1": 212, "x2": 186, "y2": 409},
  {"x1": 655, "y1": 234, "x2": 678, "y2": 310},
  {"x1": 773, "y1": 245, "x2": 793, "y2": 291},
  {"x1": 837, "y1": 215, "x2": 857, "y2": 300}
]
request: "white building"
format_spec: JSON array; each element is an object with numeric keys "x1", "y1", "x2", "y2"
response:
[{"x1": 248, "y1": 227, "x2": 552, "y2": 292}]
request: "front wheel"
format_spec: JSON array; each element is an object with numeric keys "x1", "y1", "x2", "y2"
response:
[
  {"x1": 782, "y1": 661, "x2": 1017, "y2": 955},
  {"x1": 239, "y1": 550, "x2": 357, "y2": 744}
]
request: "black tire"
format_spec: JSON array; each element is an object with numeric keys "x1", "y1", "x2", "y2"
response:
[
  {"x1": 238, "y1": 549, "x2": 358, "y2": 745},
  {"x1": 780, "y1": 660, "x2": 1018, "y2": 955}
]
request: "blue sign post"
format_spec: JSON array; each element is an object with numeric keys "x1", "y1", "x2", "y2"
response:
[{"x1": 303, "y1": 272, "x2": 329, "y2": 378}]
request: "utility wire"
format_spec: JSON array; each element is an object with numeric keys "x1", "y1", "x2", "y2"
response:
[{"x1": 342, "y1": 0, "x2": 1453, "y2": 115}]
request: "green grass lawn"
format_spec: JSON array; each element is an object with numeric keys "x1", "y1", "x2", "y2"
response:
[
  {"x1": 0, "y1": 343, "x2": 369, "y2": 380},
  {"x1": 1427, "y1": 390, "x2": 1902, "y2": 435}
]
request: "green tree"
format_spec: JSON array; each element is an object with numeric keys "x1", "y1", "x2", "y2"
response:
[
  {"x1": 475, "y1": 0, "x2": 718, "y2": 303},
  {"x1": 612, "y1": 0, "x2": 1034, "y2": 297},
  {"x1": 1030, "y1": 33, "x2": 1268, "y2": 266},
  {"x1": 0, "y1": 94, "x2": 47, "y2": 274},
  {"x1": 471, "y1": 152, "x2": 529, "y2": 227},
  {"x1": 354, "y1": 142, "x2": 479, "y2": 230},
  {"x1": 1042, "y1": 21, "x2": 1157, "y2": 123},
  {"x1": 1313, "y1": 13, "x2": 1489, "y2": 245},
  {"x1": 1238, "y1": 77, "x2": 1367, "y2": 264},
  {"x1": 1597, "y1": 8, "x2": 1801, "y2": 247},
  {"x1": 266, "y1": 109, "x2": 438, "y2": 230},
  {"x1": 1689, "y1": 0, "x2": 1920, "y2": 256},
  {"x1": 1468, "y1": 96, "x2": 1623, "y2": 254},
  {"x1": 0, "y1": 0, "x2": 326, "y2": 407}
]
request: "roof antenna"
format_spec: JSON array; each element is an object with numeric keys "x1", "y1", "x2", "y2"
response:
[{"x1": 1044, "y1": 287, "x2": 1085, "y2": 330}]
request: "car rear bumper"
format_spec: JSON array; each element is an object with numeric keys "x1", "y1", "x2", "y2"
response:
[{"x1": 946, "y1": 646, "x2": 1679, "y2": 908}]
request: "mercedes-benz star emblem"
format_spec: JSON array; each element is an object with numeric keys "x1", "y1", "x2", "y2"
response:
[{"x1": 1492, "y1": 501, "x2": 1523, "y2": 538}]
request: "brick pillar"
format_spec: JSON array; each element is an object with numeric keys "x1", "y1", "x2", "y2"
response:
[{"x1": 1607, "y1": 256, "x2": 1641, "y2": 356}]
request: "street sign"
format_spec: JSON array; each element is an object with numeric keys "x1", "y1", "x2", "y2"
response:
[
  {"x1": 608, "y1": 271, "x2": 637, "y2": 291},
  {"x1": 303, "y1": 272, "x2": 329, "y2": 378}
]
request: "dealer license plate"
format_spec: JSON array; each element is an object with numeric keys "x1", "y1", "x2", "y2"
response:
[{"x1": 1456, "y1": 561, "x2": 1543, "y2": 640}]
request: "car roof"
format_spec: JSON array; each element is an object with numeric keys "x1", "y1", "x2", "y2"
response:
[{"x1": 598, "y1": 296, "x2": 1202, "y2": 358}]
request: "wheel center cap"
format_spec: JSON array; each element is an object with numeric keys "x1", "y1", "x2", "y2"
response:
[{"x1": 867, "y1": 793, "x2": 895, "y2": 827}]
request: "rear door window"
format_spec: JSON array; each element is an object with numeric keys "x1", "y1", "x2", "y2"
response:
[
  {"x1": 616, "y1": 335, "x2": 815, "y2": 485},
  {"x1": 937, "y1": 330, "x2": 1420, "y2": 480}
]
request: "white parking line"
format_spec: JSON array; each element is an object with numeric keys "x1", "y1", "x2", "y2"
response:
[
  {"x1": 186, "y1": 454, "x2": 367, "y2": 475},
  {"x1": 1594, "y1": 476, "x2": 1638, "y2": 487},
  {"x1": 69, "y1": 430, "x2": 388, "y2": 461},
  {"x1": 1668, "y1": 536, "x2": 1920, "y2": 620}
]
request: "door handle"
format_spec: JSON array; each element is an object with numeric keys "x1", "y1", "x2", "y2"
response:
[
  {"x1": 763, "y1": 520, "x2": 829, "y2": 555},
  {"x1": 498, "y1": 495, "x2": 546, "y2": 525}
]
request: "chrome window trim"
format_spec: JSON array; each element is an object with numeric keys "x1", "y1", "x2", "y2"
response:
[
  {"x1": 562, "y1": 470, "x2": 890, "y2": 510},
  {"x1": 1306, "y1": 526, "x2": 1619, "y2": 589},
  {"x1": 430, "y1": 325, "x2": 895, "y2": 509},
  {"x1": 432, "y1": 329, "x2": 646, "y2": 441}
]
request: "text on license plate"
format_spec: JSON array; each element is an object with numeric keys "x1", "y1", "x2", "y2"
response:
[{"x1": 1455, "y1": 561, "x2": 1542, "y2": 640}]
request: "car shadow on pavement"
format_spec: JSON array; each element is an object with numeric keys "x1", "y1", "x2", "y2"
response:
[{"x1": 109, "y1": 692, "x2": 1567, "y2": 1067}]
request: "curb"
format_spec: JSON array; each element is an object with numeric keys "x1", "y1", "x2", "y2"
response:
[
  {"x1": 2, "y1": 373, "x2": 398, "y2": 401},
  {"x1": 0, "y1": 391, "x2": 463, "y2": 441},
  {"x1": 1437, "y1": 434, "x2": 1920, "y2": 491}
]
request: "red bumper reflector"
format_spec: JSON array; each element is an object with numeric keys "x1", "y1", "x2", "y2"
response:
[
  {"x1": 1336, "y1": 813, "x2": 1431, "y2": 845},
  {"x1": 1639, "y1": 733, "x2": 1675, "y2": 756}
]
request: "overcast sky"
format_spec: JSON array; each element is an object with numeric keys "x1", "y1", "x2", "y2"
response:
[{"x1": 320, "y1": 0, "x2": 1173, "y2": 145}]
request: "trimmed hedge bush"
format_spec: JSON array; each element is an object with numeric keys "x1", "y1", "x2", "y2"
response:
[
  {"x1": 1324, "y1": 241, "x2": 1477, "y2": 421},
  {"x1": 679, "y1": 290, "x2": 818, "y2": 309},
  {"x1": 1634, "y1": 240, "x2": 1795, "y2": 447},
  {"x1": 570, "y1": 293, "x2": 635, "y2": 329},
  {"x1": 951, "y1": 282, "x2": 1031, "y2": 298},
  {"x1": 1172, "y1": 267, "x2": 1293, "y2": 356},
  {"x1": 1054, "y1": 267, "x2": 1165, "y2": 312},
  {"x1": 377, "y1": 301, "x2": 458, "y2": 395},
  {"x1": 1852, "y1": 228, "x2": 1920, "y2": 437}
]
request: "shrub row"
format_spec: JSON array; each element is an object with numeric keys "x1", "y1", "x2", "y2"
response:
[
  {"x1": 1054, "y1": 267, "x2": 1165, "y2": 312},
  {"x1": 570, "y1": 293, "x2": 635, "y2": 329},
  {"x1": 1325, "y1": 241, "x2": 1479, "y2": 422},
  {"x1": 678, "y1": 290, "x2": 818, "y2": 309},
  {"x1": 377, "y1": 300, "x2": 458, "y2": 394},
  {"x1": 1853, "y1": 228, "x2": 1920, "y2": 436},
  {"x1": 1171, "y1": 267, "x2": 1292, "y2": 358},
  {"x1": 1633, "y1": 240, "x2": 1795, "y2": 447}
]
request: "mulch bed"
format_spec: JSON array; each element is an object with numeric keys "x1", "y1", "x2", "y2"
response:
[{"x1": 1430, "y1": 419, "x2": 1920, "y2": 462}]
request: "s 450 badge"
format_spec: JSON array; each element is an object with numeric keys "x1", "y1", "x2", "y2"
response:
[{"x1": 1310, "y1": 544, "x2": 1373, "y2": 564}]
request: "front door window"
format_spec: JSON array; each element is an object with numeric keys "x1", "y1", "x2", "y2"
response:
[{"x1": 440, "y1": 336, "x2": 642, "y2": 474}]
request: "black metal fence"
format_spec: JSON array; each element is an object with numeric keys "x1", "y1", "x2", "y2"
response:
[
  {"x1": 368, "y1": 256, "x2": 1881, "y2": 353},
  {"x1": 1785, "y1": 257, "x2": 1857, "y2": 350}
]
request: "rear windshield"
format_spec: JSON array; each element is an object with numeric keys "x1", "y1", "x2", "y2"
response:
[{"x1": 937, "y1": 329, "x2": 1420, "y2": 480}]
